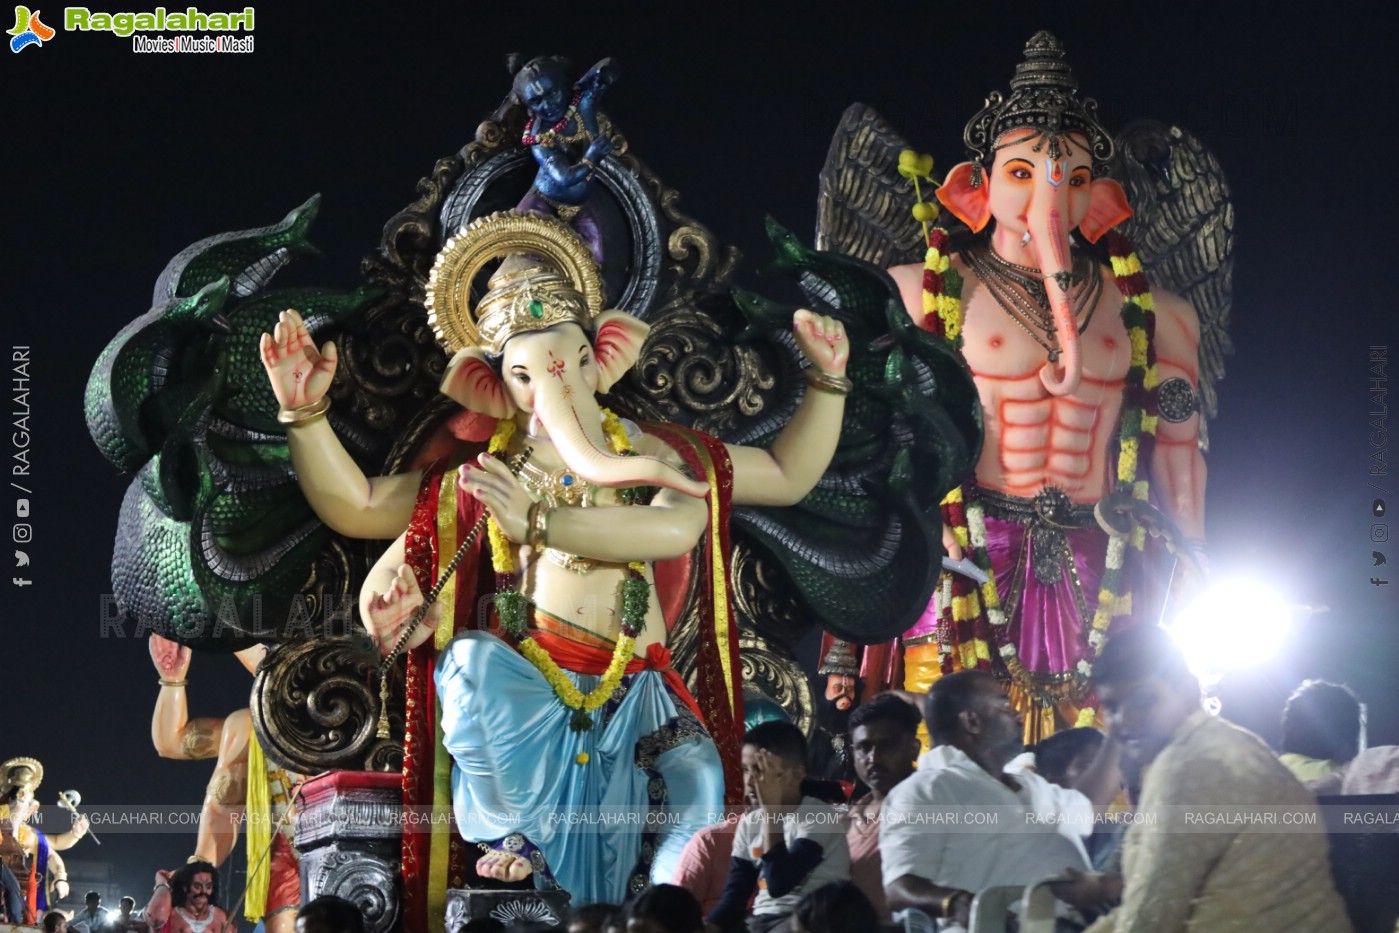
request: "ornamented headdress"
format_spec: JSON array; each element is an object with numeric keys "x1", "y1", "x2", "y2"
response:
[
  {"x1": 426, "y1": 211, "x2": 605, "y2": 356},
  {"x1": 963, "y1": 30, "x2": 1115, "y2": 185},
  {"x1": 0, "y1": 757, "x2": 42, "y2": 800},
  {"x1": 817, "y1": 638, "x2": 859, "y2": 678}
]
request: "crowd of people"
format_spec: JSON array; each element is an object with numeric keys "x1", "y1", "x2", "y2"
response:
[
  {"x1": 551, "y1": 624, "x2": 1392, "y2": 933},
  {"x1": 5, "y1": 622, "x2": 1395, "y2": 933}
]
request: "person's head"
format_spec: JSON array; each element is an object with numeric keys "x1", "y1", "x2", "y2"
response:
[
  {"x1": 565, "y1": 903, "x2": 618, "y2": 933},
  {"x1": 1033, "y1": 727, "x2": 1105, "y2": 788},
  {"x1": 1092, "y1": 625, "x2": 1201, "y2": 766},
  {"x1": 790, "y1": 881, "x2": 880, "y2": 933},
  {"x1": 847, "y1": 693, "x2": 921, "y2": 798},
  {"x1": 924, "y1": 671, "x2": 1024, "y2": 768},
  {"x1": 43, "y1": 911, "x2": 68, "y2": 933},
  {"x1": 510, "y1": 55, "x2": 573, "y2": 125},
  {"x1": 741, "y1": 720, "x2": 808, "y2": 806},
  {"x1": 620, "y1": 885, "x2": 702, "y2": 933},
  {"x1": 295, "y1": 895, "x2": 365, "y2": 933},
  {"x1": 119, "y1": 897, "x2": 135, "y2": 918},
  {"x1": 823, "y1": 674, "x2": 859, "y2": 713},
  {"x1": 170, "y1": 861, "x2": 219, "y2": 915},
  {"x1": 1281, "y1": 680, "x2": 1366, "y2": 763},
  {"x1": 84, "y1": 892, "x2": 101, "y2": 912}
]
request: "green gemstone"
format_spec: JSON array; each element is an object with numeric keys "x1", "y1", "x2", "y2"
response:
[{"x1": 528, "y1": 299, "x2": 545, "y2": 319}]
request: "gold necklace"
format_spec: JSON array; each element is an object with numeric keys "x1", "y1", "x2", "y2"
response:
[{"x1": 964, "y1": 239, "x2": 1103, "y2": 363}]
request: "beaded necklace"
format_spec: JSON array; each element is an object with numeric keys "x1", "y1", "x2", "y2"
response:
[{"x1": 520, "y1": 90, "x2": 583, "y2": 148}]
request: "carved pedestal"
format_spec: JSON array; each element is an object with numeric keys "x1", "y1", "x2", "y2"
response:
[
  {"x1": 295, "y1": 771, "x2": 402, "y2": 933},
  {"x1": 444, "y1": 888, "x2": 572, "y2": 931}
]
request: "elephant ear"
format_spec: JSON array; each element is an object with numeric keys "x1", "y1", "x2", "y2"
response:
[
  {"x1": 935, "y1": 162, "x2": 992, "y2": 234},
  {"x1": 592, "y1": 310, "x2": 651, "y2": 394},
  {"x1": 441, "y1": 347, "x2": 516, "y2": 418}
]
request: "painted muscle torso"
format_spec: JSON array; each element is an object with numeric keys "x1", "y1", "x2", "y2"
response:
[{"x1": 954, "y1": 255, "x2": 1128, "y2": 503}]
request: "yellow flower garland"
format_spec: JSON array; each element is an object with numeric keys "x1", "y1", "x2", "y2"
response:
[{"x1": 484, "y1": 410, "x2": 641, "y2": 720}]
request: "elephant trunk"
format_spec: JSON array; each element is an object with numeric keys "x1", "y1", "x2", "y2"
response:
[
  {"x1": 533, "y1": 389, "x2": 710, "y2": 499},
  {"x1": 1028, "y1": 202, "x2": 1083, "y2": 398}
]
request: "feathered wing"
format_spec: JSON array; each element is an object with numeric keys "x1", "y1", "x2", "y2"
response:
[
  {"x1": 815, "y1": 103, "x2": 926, "y2": 269},
  {"x1": 1110, "y1": 120, "x2": 1235, "y2": 449}
]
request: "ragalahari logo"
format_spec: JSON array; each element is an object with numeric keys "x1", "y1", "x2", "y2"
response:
[{"x1": 9, "y1": 5, "x2": 54, "y2": 52}]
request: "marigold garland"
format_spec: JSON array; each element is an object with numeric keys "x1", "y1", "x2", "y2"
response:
[
  {"x1": 484, "y1": 410, "x2": 647, "y2": 730},
  {"x1": 922, "y1": 227, "x2": 1159, "y2": 725}
]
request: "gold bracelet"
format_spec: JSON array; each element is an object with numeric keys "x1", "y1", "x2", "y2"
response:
[
  {"x1": 158, "y1": 679, "x2": 187, "y2": 688},
  {"x1": 803, "y1": 368, "x2": 853, "y2": 396},
  {"x1": 276, "y1": 396, "x2": 331, "y2": 426},
  {"x1": 940, "y1": 890, "x2": 967, "y2": 918},
  {"x1": 527, "y1": 501, "x2": 551, "y2": 550}
]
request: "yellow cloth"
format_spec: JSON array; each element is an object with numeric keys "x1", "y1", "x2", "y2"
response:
[
  {"x1": 1086, "y1": 711, "x2": 1351, "y2": 933},
  {"x1": 1278, "y1": 752, "x2": 1345, "y2": 784},
  {"x1": 245, "y1": 732, "x2": 272, "y2": 921}
]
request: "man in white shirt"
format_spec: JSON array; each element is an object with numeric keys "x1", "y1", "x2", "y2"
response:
[
  {"x1": 882, "y1": 671, "x2": 1122, "y2": 928},
  {"x1": 708, "y1": 721, "x2": 850, "y2": 933}
]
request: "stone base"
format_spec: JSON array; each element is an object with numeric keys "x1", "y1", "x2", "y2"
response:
[
  {"x1": 295, "y1": 770, "x2": 403, "y2": 933},
  {"x1": 444, "y1": 888, "x2": 572, "y2": 931}
]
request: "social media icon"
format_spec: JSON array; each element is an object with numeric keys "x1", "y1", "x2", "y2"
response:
[
  {"x1": 12, "y1": 577, "x2": 30, "y2": 587},
  {"x1": 12, "y1": 524, "x2": 31, "y2": 543},
  {"x1": 1375, "y1": 499, "x2": 1387, "y2": 518},
  {"x1": 14, "y1": 550, "x2": 27, "y2": 567},
  {"x1": 1371, "y1": 577, "x2": 1390, "y2": 587},
  {"x1": 15, "y1": 499, "x2": 28, "y2": 517},
  {"x1": 1375, "y1": 551, "x2": 1389, "y2": 566}
]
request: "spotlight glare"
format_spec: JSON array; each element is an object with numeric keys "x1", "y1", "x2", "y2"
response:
[{"x1": 1164, "y1": 579, "x2": 1294, "y2": 683}]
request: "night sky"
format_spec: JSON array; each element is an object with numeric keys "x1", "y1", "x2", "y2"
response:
[{"x1": 8, "y1": 0, "x2": 1397, "y2": 914}]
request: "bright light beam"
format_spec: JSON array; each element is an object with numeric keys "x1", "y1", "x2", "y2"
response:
[{"x1": 1164, "y1": 578, "x2": 1295, "y2": 686}]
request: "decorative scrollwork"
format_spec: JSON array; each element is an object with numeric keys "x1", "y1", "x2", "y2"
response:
[
  {"x1": 729, "y1": 540, "x2": 809, "y2": 646},
  {"x1": 314, "y1": 850, "x2": 399, "y2": 933},
  {"x1": 737, "y1": 631, "x2": 814, "y2": 738},
  {"x1": 626, "y1": 299, "x2": 779, "y2": 437},
  {"x1": 335, "y1": 299, "x2": 446, "y2": 441},
  {"x1": 648, "y1": 181, "x2": 740, "y2": 298},
  {"x1": 251, "y1": 639, "x2": 399, "y2": 774}
]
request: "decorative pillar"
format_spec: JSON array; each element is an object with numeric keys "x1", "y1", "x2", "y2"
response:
[{"x1": 295, "y1": 771, "x2": 402, "y2": 933}]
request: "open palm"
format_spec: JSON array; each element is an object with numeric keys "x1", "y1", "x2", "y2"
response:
[{"x1": 259, "y1": 308, "x2": 338, "y2": 410}]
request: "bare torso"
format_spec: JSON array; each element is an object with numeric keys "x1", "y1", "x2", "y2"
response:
[
  {"x1": 896, "y1": 255, "x2": 1128, "y2": 503},
  {"x1": 510, "y1": 431, "x2": 674, "y2": 653}
]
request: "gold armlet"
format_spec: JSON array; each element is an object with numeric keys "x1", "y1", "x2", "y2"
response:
[
  {"x1": 276, "y1": 396, "x2": 331, "y2": 427},
  {"x1": 158, "y1": 679, "x2": 187, "y2": 688}
]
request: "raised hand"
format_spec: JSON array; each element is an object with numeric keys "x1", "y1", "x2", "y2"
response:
[
  {"x1": 149, "y1": 633, "x2": 192, "y2": 681},
  {"x1": 459, "y1": 453, "x2": 534, "y2": 543},
  {"x1": 365, "y1": 564, "x2": 439, "y2": 655},
  {"x1": 792, "y1": 309, "x2": 849, "y2": 377},
  {"x1": 259, "y1": 309, "x2": 338, "y2": 411}
]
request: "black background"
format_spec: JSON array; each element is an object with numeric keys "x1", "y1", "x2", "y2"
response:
[{"x1": 7, "y1": 0, "x2": 1397, "y2": 916}]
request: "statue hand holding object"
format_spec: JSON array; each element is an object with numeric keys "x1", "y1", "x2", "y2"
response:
[
  {"x1": 364, "y1": 563, "x2": 439, "y2": 656},
  {"x1": 149, "y1": 633, "x2": 192, "y2": 683}
]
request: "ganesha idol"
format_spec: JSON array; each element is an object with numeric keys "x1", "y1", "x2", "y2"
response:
[
  {"x1": 818, "y1": 31, "x2": 1231, "y2": 736},
  {"x1": 260, "y1": 211, "x2": 852, "y2": 904}
]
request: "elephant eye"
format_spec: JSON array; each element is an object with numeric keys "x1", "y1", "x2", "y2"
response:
[
  {"x1": 1009, "y1": 167, "x2": 1031, "y2": 180},
  {"x1": 1069, "y1": 176, "x2": 1087, "y2": 187}
]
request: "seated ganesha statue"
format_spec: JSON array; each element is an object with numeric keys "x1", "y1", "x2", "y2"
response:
[{"x1": 259, "y1": 211, "x2": 852, "y2": 904}]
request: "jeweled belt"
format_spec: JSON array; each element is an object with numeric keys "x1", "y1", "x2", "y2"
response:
[{"x1": 978, "y1": 486, "x2": 1098, "y2": 586}]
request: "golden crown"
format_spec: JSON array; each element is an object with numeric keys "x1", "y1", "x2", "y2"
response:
[
  {"x1": 427, "y1": 211, "x2": 605, "y2": 356},
  {"x1": 0, "y1": 757, "x2": 42, "y2": 799}
]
